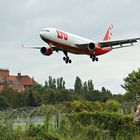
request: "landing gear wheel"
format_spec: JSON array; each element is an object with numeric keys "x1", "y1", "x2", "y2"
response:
[
  {"x1": 90, "y1": 54, "x2": 99, "y2": 62},
  {"x1": 63, "y1": 57, "x2": 66, "y2": 61},
  {"x1": 63, "y1": 57, "x2": 72, "y2": 64},
  {"x1": 69, "y1": 59, "x2": 72, "y2": 63},
  {"x1": 92, "y1": 57, "x2": 96, "y2": 62},
  {"x1": 95, "y1": 57, "x2": 98, "y2": 61},
  {"x1": 63, "y1": 51, "x2": 72, "y2": 64},
  {"x1": 65, "y1": 59, "x2": 69, "y2": 64}
]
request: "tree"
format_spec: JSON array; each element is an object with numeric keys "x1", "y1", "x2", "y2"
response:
[
  {"x1": 0, "y1": 95, "x2": 10, "y2": 109},
  {"x1": 11, "y1": 92, "x2": 27, "y2": 108},
  {"x1": 112, "y1": 94, "x2": 124, "y2": 103},
  {"x1": 1, "y1": 85, "x2": 15, "y2": 94},
  {"x1": 122, "y1": 69, "x2": 140, "y2": 95},
  {"x1": 48, "y1": 76, "x2": 56, "y2": 88},
  {"x1": 83, "y1": 82, "x2": 88, "y2": 94},
  {"x1": 74, "y1": 76, "x2": 83, "y2": 94},
  {"x1": 26, "y1": 90, "x2": 37, "y2": 107},
  {"x1": 100, "y1": 87, "x2": 112, "y2": 102},
  {"x1": 55, "y1": 89, "x2": 72, "y2": 103},
  {"x1": 57, "y1": 77, "x2": 65, "y2": 89},
  {"x1": 43, "y1": 88, "x2": 57, "y2": 104},
  {"x1": 45, "y1": 81, "x2": 48, "y2": 87},
  {"x1": 87, "y1": 80, "x2": 94, "y2": 93}
]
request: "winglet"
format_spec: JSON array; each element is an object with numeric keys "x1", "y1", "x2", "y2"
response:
[{"x1": 103, "y1": 25, "x2": 113, "y2": 41}]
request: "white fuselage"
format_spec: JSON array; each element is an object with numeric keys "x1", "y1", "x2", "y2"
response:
[{"x1": 40, "y1": 28, "x2": 95, "y2": 55}]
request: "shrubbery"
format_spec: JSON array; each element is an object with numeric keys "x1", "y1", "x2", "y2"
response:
[
  {"x1": 68, "y1": 111, "x2": 140, "y2": 139},
  {"x1": 0, "y1": 110, "x2": 140, "y2": 140}
]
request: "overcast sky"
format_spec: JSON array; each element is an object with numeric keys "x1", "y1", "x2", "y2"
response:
[{"x1": 0, "y1": 0, "x2": 140, "y2": 94}]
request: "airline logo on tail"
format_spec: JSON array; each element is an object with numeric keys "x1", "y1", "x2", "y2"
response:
[{"x1": 103, "y1": 25, "x2": 113, "y2": 41}]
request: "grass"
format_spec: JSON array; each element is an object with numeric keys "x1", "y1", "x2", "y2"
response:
[{"x1": 13, "y1": 122, "x2": 44, "y2": 130}]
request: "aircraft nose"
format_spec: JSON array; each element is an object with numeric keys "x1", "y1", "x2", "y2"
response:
[{"x1": 40, "y1": 31, "x2": 46, "y2": 38}]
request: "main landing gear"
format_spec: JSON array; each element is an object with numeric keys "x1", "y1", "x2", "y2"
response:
[
  {"x1": 90, "y1": 54, "x2": 99, "y2": 62},
  {"x1": 63, "y1": 51, "x2": 72, "y2": 64}
]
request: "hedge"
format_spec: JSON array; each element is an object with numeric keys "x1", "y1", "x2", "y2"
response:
[{"x1": 67, "y1": 111, "x2": 140, "y2": 138}]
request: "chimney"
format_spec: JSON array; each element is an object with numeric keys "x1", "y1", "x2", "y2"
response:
[{"x1": 17, "y1": 73, "x2": 21, "y2": 78}]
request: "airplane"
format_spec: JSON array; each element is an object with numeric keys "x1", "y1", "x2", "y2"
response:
[{"x1": 24, "y1": 25, "x2": 140, "y2": 64}]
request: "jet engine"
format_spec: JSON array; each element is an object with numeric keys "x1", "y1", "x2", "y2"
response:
[
  {"x1": 40, "y1": 47, "x2": 53, "y2": 56},
  {"x1": 88, "y1": 42, "x2": 96, "y2": 51}
]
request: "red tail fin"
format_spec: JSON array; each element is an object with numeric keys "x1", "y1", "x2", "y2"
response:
[{"x1": 103, "y1": 25, "x2": 113, "y2": 41}]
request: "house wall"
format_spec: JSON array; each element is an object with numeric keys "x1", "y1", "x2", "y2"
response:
[
  {"x1": 0, "y1": 68, "x2": 37, "y2": 93},
  {"x1": 0, "y1": 69, "x2": 9, "y2": 82}
]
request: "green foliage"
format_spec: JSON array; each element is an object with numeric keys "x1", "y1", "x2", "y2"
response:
[
  {"x1": 74, "y1": 76, "x2": 83, "y2": 94},
  {"x1": 101, "y1": 87, "x2": 112, "y2": 101},
  {"x1": 81, "y1": 125, "x2": 110, "y2": 140},
  {"x1": 26, "y1": 90, "x2": 38, "y2": 107},
  {"x1": 65, "y1": 101, "x2": 103, "y2": 113},
  {"x1": 48, "y1": 76, "x2": 57, "y2": 89},
  {"x1": 112, "y1": 94, "x2": 124, "y2": 103},
  {"x1": 0, "y1": 124, "x2": 16, "y2": 140},
  {"x1": 26, "y1": 124, "x2": 43, "y2": 137},
  {"x1": 57, "y1": 77, "x2": 65, "y2": 89},
  {"x1": 0, "y1": 102, "x2": 140, "y2": 139},
  {"x1": 106, "y1": 100, "x2": 121, "y2": 112},
  {"x1": 83, "y1": 81, "x2": 88, "y2": 94},
  {"x1": 122, "y1": 69, "x2": 140, "y2": 94},
  {"x1": 87, "y1": 80, "x2": 94, "y2": 93},
  {"x1": 84, "y1": 88, "x2": 112, "y2": 102},
  {"x1": 68, "y1": 111, "x2": 139, "y2": 139},
  {"x1": 43, "y1": 132, "x2": 60, "y2": 140},
  {"x1": 0, "y1": 76, "x2": 114, "y2": 109},
  {"x1": 26, "y1": 124, "x2": 61, "y2": 140},
  {"x1": 0, "y1": 95, "x2": 10, "y2": 109},
  {"x1": 122, "y1": 68, "x2": 140, "y2": 106},
  {"x1": 1, "y1": 85, "x2": 15, "y2": 94}
]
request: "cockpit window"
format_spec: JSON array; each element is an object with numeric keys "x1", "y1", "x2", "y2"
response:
[{"x1": 42, "y1": 29, "x2": 50, "y2": 32}]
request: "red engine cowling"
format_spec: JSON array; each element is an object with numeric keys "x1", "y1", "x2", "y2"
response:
[{"x1": 40, "y1": 47, "x2": 53, "y2": 56}]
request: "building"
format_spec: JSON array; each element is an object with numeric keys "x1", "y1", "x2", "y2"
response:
[{"x1": 0, "y1": 68, "x2": 38, "y2": 93}]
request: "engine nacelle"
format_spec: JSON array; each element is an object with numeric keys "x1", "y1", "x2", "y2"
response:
[
  {"x1": 40, "y1": 47, "x2": 53, "y2": 56},
  {"x1": 88, "y1": 42, "x2": 96, "y2": 51}
]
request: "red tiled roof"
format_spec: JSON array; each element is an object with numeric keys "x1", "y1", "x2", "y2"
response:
[
  {"x1": 9, "y1": 75, "x2": 34, "y2": 86},
  {"x1": 19, "y1": 76, "x2": 33, "y2": 86},
  {"x1": 9, "y1": 76, "x2": 17, "y2": 81}
]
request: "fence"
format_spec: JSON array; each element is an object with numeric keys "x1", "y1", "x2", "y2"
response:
[{"x1": 0, "y1": 105, "x2": 68, "y2": 130}]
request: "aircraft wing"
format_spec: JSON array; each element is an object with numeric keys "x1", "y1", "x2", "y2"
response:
[
  {"x1": 74, "y1": 43, "x2": 89, "y2": 49},
  {"x1": 22, "y1": 44, "x2": 42, "y2": 49},
  {"x1": 98, "y1": 38, "x2": 140, "y2": 49},
  {"x1": 22, "y1": 44, "x2": 60, "y2": 52},
  {"x1": 75, "y1": 38, "x2": 140, "y2": 50}
]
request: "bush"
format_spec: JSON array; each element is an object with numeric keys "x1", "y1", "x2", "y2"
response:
[
  {"x1": 106, "y1": 100, "x2": 121, "y2": 112},
  {"x1": 0, "y1": 123, "x2": 16, "y2": 140},
  {"x1": 26, "y1": 124, "x2": 61, "y2": 140},
  {"x1": 68, "y1": 111, "x2": 140, "y2": 138},
  {"x1": 65, "y1": 101, "x2": 104, "y2": 113},
  {"x1": 0, "y1": 95, "x2": 10, "y2": 109},
  {"x1": 26, "y1": 124, "x2": 43, "y2": 137},
  {"x1": 43, "y1": 132, "x2": 60, "y2": 140}
]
